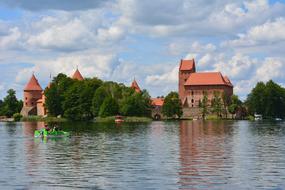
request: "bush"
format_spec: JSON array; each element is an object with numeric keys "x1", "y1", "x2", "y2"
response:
[{"x1": 13, "y1": 113, "x2": 22, "y2": 121}]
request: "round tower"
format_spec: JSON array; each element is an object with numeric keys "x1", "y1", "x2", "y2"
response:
[{"x1": 23, "y1": 74, "x2": 43, "y2": 107}]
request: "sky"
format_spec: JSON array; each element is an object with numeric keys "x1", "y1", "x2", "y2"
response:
[{"x1": 0, "y1": 0, "x2": 285, "y2": 100}]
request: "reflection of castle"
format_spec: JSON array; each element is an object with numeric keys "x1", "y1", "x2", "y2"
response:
[
  {"x1": 178, "y1": 121, "x2": 228, "y2": 188},
  {"x1": 20, "y1": 69, "x2": 84, "y2": 116}
]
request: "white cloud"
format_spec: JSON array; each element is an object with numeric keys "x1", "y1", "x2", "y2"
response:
[
  {"x1": 0, "y1": 27, "x2": 22, "y2": 49},
  {"x1": 225, "y1": 18, "x2": 285, "y2": 47}
]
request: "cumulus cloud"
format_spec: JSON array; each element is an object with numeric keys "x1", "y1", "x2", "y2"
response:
[
  {"x1": 225, "y1": 18, "x2": 285, "y2": 47},
  {"x1": 1, "y1": 0, "x2": 285, "y2": 100},
  {"x1": 0, "y1": 0, "x2": 109, "y2": 11}
]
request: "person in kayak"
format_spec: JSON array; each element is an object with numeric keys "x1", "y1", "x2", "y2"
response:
[{"x1": 44, "y1": 124, "x2": 52, "y2": 132}]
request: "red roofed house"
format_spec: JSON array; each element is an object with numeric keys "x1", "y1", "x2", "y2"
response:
[
  {"x1": 21, "y1": 68, "x2": 84, "y2": 116},
  {"x1": 151, "y1": 97, "x2": 165, "y2": 120},
  {"x1": 179, "y1": 59, "x2": 233, "y2": 118}
]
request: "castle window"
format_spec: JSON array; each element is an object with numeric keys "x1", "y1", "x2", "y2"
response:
[
  {"x1": 25, "y1": 97, "x2": 27, "y2": 100},
  {"x1": 192, "y1": 104, "x2": 194, "y2": 107},
  {"x1": 191, "y1": 91, "x2": 194, "y2": 96},
  {"x1": 184, "y1": 79, "x2": 187, "y2": 82},
  {"x1": 191, "y1": 99, "x2": 194, "y2": 103}
]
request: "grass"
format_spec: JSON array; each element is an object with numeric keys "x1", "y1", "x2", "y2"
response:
[
  {"x1": 21, "y1": 116, "x2": 67, "y2": 122},
  {"x1": 95, "y1": 116, "x2": 152, "y2": 123}
]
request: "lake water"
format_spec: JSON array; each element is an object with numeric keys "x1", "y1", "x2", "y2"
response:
[{"x1": 1, "y1": 121, "x2": 285, "y2": 189}]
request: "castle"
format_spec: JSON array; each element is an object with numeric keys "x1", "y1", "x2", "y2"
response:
[
  {"x1": 21, "y1": 59, "x2": 233, "y2": 119},
  {"x1": 20, "y1": 69, "x2": 84, "y2": 116},
  {"x1": 178, "y1": 59, "x2": 233, "y2": 117}
]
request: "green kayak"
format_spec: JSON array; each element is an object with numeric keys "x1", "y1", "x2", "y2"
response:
[{"x1": 34, "y1": 129, "x2": 70, "y2": 138}]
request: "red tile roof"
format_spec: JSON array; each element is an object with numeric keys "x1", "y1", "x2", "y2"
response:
[
  {"x1": 179, "y1": 59, "x2": 195, "y2": 71},
  {"x1": 151, "y1": 98, "x2": 164, "y2": 106},
  {"x1": 131, "y1": 79, "x2": 141, "y2": 93},
  {"x1": 24, "y1": 74, "x2": 43, "y2": 91},
  {"x1": 185, "y1": 72, "x2": 231, "y2": 86},
  {"x1": 223, "y1": 76, "x2": 233, "y2": 87},
  {"x1": 72, "y1": 69, "x2": 84, "y2": 81}
]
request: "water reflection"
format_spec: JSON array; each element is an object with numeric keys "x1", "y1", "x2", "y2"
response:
[
  {"x1": 178, "y1": 121, "x2": 233, "y2": 189},
  {"x1": 1, "y1": 121, "x2": 285, "y2": 189}
]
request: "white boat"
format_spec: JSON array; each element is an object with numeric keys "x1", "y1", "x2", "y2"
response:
[{"x1": 254, "y1": 114, "x2": 262, "y2": 121}]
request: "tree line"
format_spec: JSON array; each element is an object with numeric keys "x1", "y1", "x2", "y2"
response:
[
  {"x1": 246, "y1": 80, "x2": 285, "y2": 119},
  {"x1": 45, "y1": 73, "x2": 152, "y2": 120},
  {"x1": 0, "y1": 89, "x2": 22, "y2": 117}
]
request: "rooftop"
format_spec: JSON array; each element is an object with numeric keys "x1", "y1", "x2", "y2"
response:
[
  {"x1": 185, "y1": 72, "x2": 232, "y2": 86},
  {"x1": 24, "y1": 74, "x2": 43, "y2": 91},
  {"x1": 72, "y1": 69, "x2": 84, "y2": 81}
]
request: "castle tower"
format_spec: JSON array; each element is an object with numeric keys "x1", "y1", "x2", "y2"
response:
[
  {"x1": 178, "y1": 59, "x2": 196, "y2": 102},
  {"x1": 131, "y1": 79, "x2": 141, "y2": 93},
  {"x1": 72, "y1": 68, "x2": 84, "y2": 81},
  {"x1": 20, "y1": 74, "x2": 43, "y2": 116}
]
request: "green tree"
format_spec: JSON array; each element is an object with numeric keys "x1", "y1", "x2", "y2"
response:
[
  {"x1": 162, "y1": 92, "x2": 183, "y2": 119},
  {"x1": 99, "y1": 97, "x2": 119, "y2": 117},
  {"x1": 228, "y1": 95, "x2": 242, "y2": 119},
  {"x1": 246, "y1": 80, "x2": 285, "y2": 119},
  {"x1": 92, "y1": 86, "x2": 109, "y2": 116},
  {"x1": 45, "y1": 74, "x2": 74, "y2": 116},
  {"x1": 120, "y1": 90, "x2": 151, "y2": 116},
  {"x1": 199, "y1": 92, "x2": 208, "y2": 120},
  {"x1": 211, "y1": 91, "x2": 223, "y2": 118},
  {"x1": 246, "y1": 82, "x2": 266, "y2": 115},
  {"x1": 1, "y1": 89, "x2": 22, "y2": 117}
]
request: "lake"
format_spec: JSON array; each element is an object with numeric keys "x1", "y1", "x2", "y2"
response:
[{"x1": 0, "y1": 120, "x2": 285, "y2": 189}]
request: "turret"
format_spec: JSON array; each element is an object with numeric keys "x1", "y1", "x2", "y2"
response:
[
  {"x1": 72, "y1": 68, "x2": 84, "y2": 81},
  {"x1": 178, "y1": 59, "x2": 196, "y2": 102}
]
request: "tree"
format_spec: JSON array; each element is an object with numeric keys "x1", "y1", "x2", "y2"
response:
[
  {"x1": 45, "y1": 74, "x2": 74, "y2": 116},
  {"x1": 246, "y1": 80, "x2": 285, "y2": 119},
  {"x1": 99, "y1": 97, "x2": 119, "y2": 117},
  {"x1": 1, "y1": 89, "x2": 22, "y2": 117},
  {"x1": 162, "y1": 92, "x2": 183, "y2": 119},
  {"x1": 228, "y1": 95, "x2": 242, "y2": 119},
  {"x1": 92, "y1": 86, "x2": 109, "y2": 116},
  {"x1": 199, "y1": 92, "x2": 208, "y2": 120},
  {"x1": 211, "y1": 91, "x2": 223, "y2": 118},
  {"x1": 246, "y1": 82, "x2": 266, "y2": 115},
  {"x1": 120, "y1": 90, "x2": 151, "y2": 116}
]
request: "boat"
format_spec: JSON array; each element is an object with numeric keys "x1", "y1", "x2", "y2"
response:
[
  {"x1": 115, "y1": 115, "x2": 124, "y2": 123},
  {"x1": 34, "y1": 128, "x2": 70, "y2": 138},
  {"x1": 254, "y1": 114, "x2": 262, "y2": 121}
]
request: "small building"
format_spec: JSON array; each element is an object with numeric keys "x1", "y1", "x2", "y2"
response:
[
  {"x1": 178, "y1": 59, "x2": 233, "y2": 118},
  {"x1": 151, "y1": 98, "x2": 164, "y2": 120}
]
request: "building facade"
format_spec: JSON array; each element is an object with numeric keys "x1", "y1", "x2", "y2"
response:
[{"x1": 178, "y1": 59, "x2": 233, "y2": 118}]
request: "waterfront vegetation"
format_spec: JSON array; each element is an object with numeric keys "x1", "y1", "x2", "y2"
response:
[
  {"x1": 0, "y1": 89, "x2": 22, "y2": 118},
  {"x1": 45, "y1": 73, "x2": 152, "y2": 121},
  {"x1": 0, "y1": 77, "x2": 284, "y2": 122},
  {"x1": 245, "y1": 80, "x2": 285, "y2": 119}
]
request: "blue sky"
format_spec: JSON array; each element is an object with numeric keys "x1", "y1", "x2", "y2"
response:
[{"x1": 0, "y1": 0, "x2": 285, "y2": 100}]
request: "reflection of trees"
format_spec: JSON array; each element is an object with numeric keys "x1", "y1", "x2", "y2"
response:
[{"x1": 178, "y1": 120, "x2": 234, "y2": 189}]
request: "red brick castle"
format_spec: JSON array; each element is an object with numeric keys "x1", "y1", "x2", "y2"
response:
[{"x1": 179, "y1": 59, "x2": 233, "y2": 117}]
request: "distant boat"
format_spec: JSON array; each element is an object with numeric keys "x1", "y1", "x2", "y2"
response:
[
  {"x1": 115, "y1": 115, "x2": 124, "y2": 123},
  {"x1": 275, "y1": 118, "x2": 282, "y2": 121},
  {"x1": 254, "y1": 114, "x2": 262, "y2": 121}
]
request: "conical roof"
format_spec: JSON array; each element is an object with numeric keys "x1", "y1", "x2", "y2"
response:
[
  {"x1": 131, "y1": 79, "x2": 141, "y2": 93},
  {"x1": 24, "y1": 74, "x2": 43, "y2": 91},
  {"x1": 72, "y1": 69, "x2": 84, "y2": 81}
]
